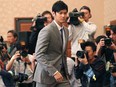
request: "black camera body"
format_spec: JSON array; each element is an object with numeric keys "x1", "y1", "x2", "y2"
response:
[
  {"x1": 69, "y1": 12, "x2": 84, "y2": 17},
  {"x1": 76, "y1": 51, "x2": 86, "y2": 58},
  {"x1": 16, "y1": 41, "x2": 28, "y2": 58},
  {"x1": 13, "y1": 73, "x2": 28, "y2": 82},
  {"x1": 19, "y1": 50, "x2": 28, "y2": 58},
  {"x1": 104, "y1": 38, "x2": 112, "y2": 46},
  {"x1": 31, "y1": 14, "x2": 47, "y2": 31},
  {"x1": 69, "y1": 11, "x2": 84, "y2": 26}
]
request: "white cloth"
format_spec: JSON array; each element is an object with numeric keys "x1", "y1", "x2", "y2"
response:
[
  {"x1": 68, "y1": 21, "x2": 97, "y2": 58},
  {"x1": 67, "y1": 57, "x2": 81, "y2": 87}
]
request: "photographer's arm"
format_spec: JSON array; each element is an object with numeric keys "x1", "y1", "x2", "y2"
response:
[
  {"x1": 78, "y1": 55, "x2": 97, "y2": 81},
  {"x1": 6, "y1": 51, "x2": 20, "y2": 71},
  {"x1": 78, "y1": 17, "x2": 97, "y2": 34}
]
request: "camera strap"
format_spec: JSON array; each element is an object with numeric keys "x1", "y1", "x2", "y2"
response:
[{"x1": 24, "y1": 62, "x2": 27, "y2": 74}]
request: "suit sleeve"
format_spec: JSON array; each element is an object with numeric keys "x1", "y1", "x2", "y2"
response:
[{"x1": 35, "y1": 28, "x2": 57, "y2": 76}]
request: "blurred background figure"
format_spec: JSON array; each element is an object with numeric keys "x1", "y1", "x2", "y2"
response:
[
  {"x1": 68, "y1": 6, "x2": 97, "y2": 58},
  {"x1": 42, "y1": 10, "x2": 54, "y2": 26},
  {"x1": 7, "y1": 30, "x2": 18, "y2": 57},
  {"x1": 0, "y1": 36, "x2": 15, "y2": 87},
  {"x1": 6, "y1": 41, "x2": 36, "y2": 87}
]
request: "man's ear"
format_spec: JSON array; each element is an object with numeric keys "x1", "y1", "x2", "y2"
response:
[
  {"x1": 89, "y1": 13, "x2": 92, "y2": 18},
  {"x1": 52, "y1": 11, "x2": 56, "y2": 17}
]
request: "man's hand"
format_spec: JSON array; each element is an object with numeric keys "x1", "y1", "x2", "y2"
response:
[
  {"x1": 53, "y1": 71, "x2": 63, "y2": 82},
  {"x1": 12, "y1": 51, "x2": 20, "y2": 60},
  {"x1": 78, "y1": 16, "x2": 84, "y2": 23},
  {"x1": 111, "y1": 72, "x2": 116, "y2": 77},
  {"x1": 110, "y1": 42, "x2": 116, "y2": 51},
  {"x1": 78, "y1": 54, "x2": 88, "y2": 65}
]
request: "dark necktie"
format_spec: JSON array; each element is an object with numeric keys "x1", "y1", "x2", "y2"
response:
[
  {"x1": 60, "y1": 28, "x2": 66, "y2": 77},
  {"x1": 60, "y1": 28, "x2": 63, "y2": 45}
]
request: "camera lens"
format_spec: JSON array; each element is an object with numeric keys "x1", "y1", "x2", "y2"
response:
[
  {"x1": 104, "y1": 38, "x2": 112, "y2": 46},
  {"x1": 76, "y1": 51, "x2": 85, "y2": 58}
]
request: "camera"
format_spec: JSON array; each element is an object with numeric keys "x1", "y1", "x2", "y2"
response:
[
  {"x1": 16, "y1": 41, "x2": 28, "y2": 58},
  {"x1": 109, "y1": 63, "x2": 116, "y2": 73},
  {"x1": 76, "y1": 51, "x2": 86, "y2": 58},
  {"x1": 69, "y1": 12, "x2": 84, "y2": 18},
  {"x1": 19, "y1": 41, "x2": 28, "y2": 57},
  {"x1": 31, "y1": 14, "x2": 47, "y2": 31},
  {"x1": 68, "y1": 8, "x2": 84, "y2": 26},
  {"x1": 104, "y1": 25, "x2": 112, "y2": 46},
  {"x1": 13, "y1": 73, "x2": 28, "y2": 82},
  {"x1": 104, "y1": 38, "x2": 112, "y2": 46}
]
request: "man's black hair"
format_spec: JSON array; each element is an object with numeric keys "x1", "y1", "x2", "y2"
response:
[
  {"x1": 52, "y1": 0, "x2": 68, "y2": 13},
  {"x1": 42, "y1": 10, "x2": 54, "y2": 20},
  {"x1": 81, "y1": 41, "x2": 96, "y2": 52},
  {"x1": 7, "y1": 30, "x2": 18, "y2": 39},
  {"x1": 80, "y1": 6, "x2": 91, "y2": 13},
  {"x1": 110, "y1": 25, "x2": 116, "y2": 34},
  {"x1": 95, "y1": 35, "x2": 106, "y2": 44}
]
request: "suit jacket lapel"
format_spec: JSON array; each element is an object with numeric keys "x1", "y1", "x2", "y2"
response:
[{"x1": 51, "y1": 22, "x2": 63, "y2": 46}]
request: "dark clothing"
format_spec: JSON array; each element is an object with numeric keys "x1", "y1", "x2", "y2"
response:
[
  {"x1": 28, "y1": 26, "x2": 44, "y2": 54},
  {"x1": 0, "y1": 70, "x2": 15, "y2": 87},
  {"x1": 99, "y1": 46, "x2": 114, "y2": 63},
  {"x1": 8, "y1": 43, "x2": 18, "y2": 57},
  {"x1": 74, "y1": 57, "x2": 106, "y2": 87},
  {"x1": 18, "y1": 82, "x2": 34, "y2": 87}
]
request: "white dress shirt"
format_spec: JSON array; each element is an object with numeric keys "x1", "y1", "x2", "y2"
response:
[{"x1": 68, "y1": 21, "x2": 97, "y2": 58}]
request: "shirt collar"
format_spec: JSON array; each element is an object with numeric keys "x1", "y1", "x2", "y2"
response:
[{"x1": 54, "y1": 20, "x2": 63, "y2": 31}]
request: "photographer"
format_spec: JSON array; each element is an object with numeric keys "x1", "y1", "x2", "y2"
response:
[
  {"x1": 68, "y1": 6, "x2": 97, "y2": 58},
  {"x1": 109, "y1": 25, "x2": 116, "y2": 86},
  {"x1": 28, "y1": 11, "x2": 53, "y2": 54},
  {"x1": 74, "y1": 41, "x2": 106, "y2": 87},
  {"x1": 6, "y1": 42, "x2": 36, "y2": 87}
]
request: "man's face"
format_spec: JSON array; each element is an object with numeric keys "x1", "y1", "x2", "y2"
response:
[
  {"x1": 110, "y1": 30, "x2": 116, "y2": 43},
  {"x1": 53, "y1": 9, "x2": 68, "y2": 26},
  {"x1": 7, "y1": 32, "x2": 16, "y2": 45},
  {"x1": 80, "y1": 9, "x2": 91, "y2": 22},
  {"x1": 99, "y1": 38, "x2": 105, "y2": 46},
  {"x1": 85, "y1": 46, "x2": 95, "y2": 60},
  {"x1": 44, "y1": 13, "x2": 53, "y2": 26}
]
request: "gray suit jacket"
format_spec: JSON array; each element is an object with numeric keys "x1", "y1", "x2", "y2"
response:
[{"x1": 33, "y1": 21, "x2": 69, "y2": 84}]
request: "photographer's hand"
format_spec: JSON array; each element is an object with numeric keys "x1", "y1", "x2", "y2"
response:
[
  {"x1": 78, "y1": 16, "x2": 84, "y2": 23},
  {"x1": 110, "y1": 42, "x2": 116, "y2": 51},
  {"x1": 78, "y1": 54, "x2": 88, "y2": 65},
  {"x1": 12, "y1": 51, "x2": 21, "y2": 60},
  {"x1": 6, "y1": 51, "x2": 20, "y2": 71}
]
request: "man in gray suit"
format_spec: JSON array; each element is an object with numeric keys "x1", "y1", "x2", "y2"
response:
[{"x1": 33, "y1": 1, "x2": 70, "y2": 87}]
